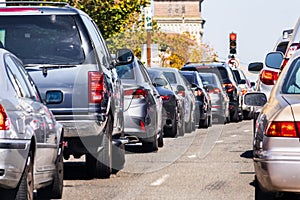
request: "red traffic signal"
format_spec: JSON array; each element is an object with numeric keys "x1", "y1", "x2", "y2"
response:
[{"x1": 229, "y1": 32, "x2": 237, "y2": 54}]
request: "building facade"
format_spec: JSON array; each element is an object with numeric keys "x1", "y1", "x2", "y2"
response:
[{"x1": 153, "y1": 0, "x2": 205, "y2": 44}]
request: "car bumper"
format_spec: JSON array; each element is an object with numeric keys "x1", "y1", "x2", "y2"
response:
[
  {"x1": 254, "y1": 155, "x2": 300, "y2": 192},
  {"x1": 0, "y1": 139, "x2": 31, "y2": 189}
]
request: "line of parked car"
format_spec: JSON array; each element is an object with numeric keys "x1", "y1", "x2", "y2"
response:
[
  {"x1": 246, "y1": 17, "x2": 300, "y2": 199},
  {"x1": 0, "y1": 2, "x2": 255, "y2": 199}
]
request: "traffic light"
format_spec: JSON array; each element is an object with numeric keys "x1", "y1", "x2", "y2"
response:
[{"x1": 229, "y1": 32, "x2": 237, "y2": 54}]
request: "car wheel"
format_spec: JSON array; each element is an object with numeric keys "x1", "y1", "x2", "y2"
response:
[
  {"x1": 230, "y1": 105, "x2": 239, "y2": 122},
  {"x1": 158, "y1": 131, "x2": 164, "y2": 148},
  {"x1": 38, "y1": 146, "x2": 64, "y2": 199},
  {"x1": 178, "y1": 114, "x2": 185, "y2": 136},
  {"x1": 142, "y1": 134, "x2": 158, "y2": 152},
  {"x1": 16, "y1": 150, "x2": 34, "y2": 200},
  {"x1": 111, "y1": 143, "x2": 125, "y2": 174},
  {"x1": 86, "y1": 115, "x2": 113, "y2": 179},
  {"x1": 254, "y1": 176, "x2": 274, "y2": 200}
]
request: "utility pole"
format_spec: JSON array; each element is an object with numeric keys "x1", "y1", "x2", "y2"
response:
[{"x1": 144, "y1": 6, "x2": 152, "y2": 67}]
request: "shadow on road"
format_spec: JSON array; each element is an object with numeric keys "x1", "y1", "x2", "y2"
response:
[
  {"x1": 240, "y1": 150, "x2": 253, "y2": 159},
  {"x1": 63, "y1": 161, "x2": 91, "y2": 180}
]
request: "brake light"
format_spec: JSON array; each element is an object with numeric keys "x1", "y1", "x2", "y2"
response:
[
  {"x1": 265, "y1": 121, "x2": 299, "y2": 137},
  {"x1": 282, "y1": 44, "x2": 300, "y2": 69},
  {"x1": 160, "y1": 95, "x2": 170, "y2": 100},
  {"x1": 177, "y1": 91, "x2": 185, "y2": 97},
  {"x1": 88, "y1": 72, "x2": 105, "y2": 104},
  {"x1": 241, "y1": 88, "x2": 247, "y2": 96},
  {"x1": 223, "y1": 83, "x2": 235, "y2": 93},
  {"x1": 0, "y1": 104, "x2": 10, "y2": 130},
  {"x1": 124, "y1": 88, "x2": 148, "y2": 99},
  {"x1": 194, "y1": 89, "x2": 202, "y2": 96},
  {"x1": 260, "y1": 70, "x2": 278, "y2": 85}
]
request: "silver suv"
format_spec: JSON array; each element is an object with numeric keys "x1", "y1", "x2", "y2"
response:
[{"x1": 0, "y1": 2, "x2": 126, "y2": 178}]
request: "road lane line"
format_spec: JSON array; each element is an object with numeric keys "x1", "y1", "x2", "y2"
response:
[
  {"x1": 150, "y1": 174, "x2": 170, "y2": 186},
  {"x1": 188, "y1": 155, "x2": 196, "y2": 158}
]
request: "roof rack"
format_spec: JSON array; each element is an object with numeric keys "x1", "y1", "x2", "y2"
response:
[{"x1": 0, "y1": 1, "x2": 69, "y2": 6}]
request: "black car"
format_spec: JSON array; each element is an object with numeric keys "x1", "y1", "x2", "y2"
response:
[
  {"x1": 181, "y1": 62, "x2": 243, "y2": 122},
  {"x1": 0, "y1": 2, "x2": 126, "y2": 178},
  {"x1": 147, "y1": 68, "x2": 184, "y2": 137},
  {"x1": 180, "y1": 71, "x2": 212, "y2": 128}
]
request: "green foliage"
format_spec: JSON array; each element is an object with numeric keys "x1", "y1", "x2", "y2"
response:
[{"x1": 60, "y1": 0, "x2": 150, "y2": 39}]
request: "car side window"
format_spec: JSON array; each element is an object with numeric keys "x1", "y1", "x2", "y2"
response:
[
  {"x1": 81, "y1": 15, "x2": 110, "y2": 69},
  {"x1": 283, "y1": 58, "x2": 300, "y2": 94},
  {"x1": 138, "y1": 62, "x2": 151, "y2": 84},
  {"x1": 5, "y1": 55, "x2": 34, "y2": 99}
]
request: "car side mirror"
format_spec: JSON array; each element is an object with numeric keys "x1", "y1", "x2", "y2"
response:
[
  {"x1": 115, "y1": 48, "x2": 134, "y2": 65},
  {"x1": 265, "y1": 51, "x2": 284, "y2": 69},
  {"x1": 248, "y1": 62, "x2": 263, "y2": 72},
  {"x1": 244, "y1": 92, "x2": 267, "y2": 106}
]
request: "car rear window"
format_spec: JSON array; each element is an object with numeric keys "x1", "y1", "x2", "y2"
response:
[
  {"x1": 196, "y1": 66, "x2": 229, "y2": 83},
  {"x1": 163, "y1": 71, "x2": 177, "y2": 84},
  {"x1": 0, "y1": 15, "x2": 85, "y2": 65},
  {"x1": 116, "y1": 63, "x2": 135, "y2": 79}
]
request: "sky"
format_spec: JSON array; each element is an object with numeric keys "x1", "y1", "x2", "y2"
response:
[{"x1": 201, "y1": 0, "x2": 300, "y2": 69}]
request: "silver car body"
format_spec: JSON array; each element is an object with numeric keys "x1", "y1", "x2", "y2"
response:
[
  {"x1": 0, "y1": 49, "x2": 63, "y2": 195},
  {"x1": 252, "y1": 49, "x2": 300, "y2": 193}
]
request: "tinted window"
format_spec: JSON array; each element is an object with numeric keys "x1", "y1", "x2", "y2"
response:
[
  {"x1": 5, "y1": 55, "x2": 33, "y2": 98},
  {"x1": 282, "y1": 57, "x2": 300, "y2": 94},
  {"x1": 116, "y1": 63, "x2": 135, "y2": 79},
  {"x1": 276, "y1": 41, "x2": 289, "y2": 54},
  {"x1": 0, "y1": 15, "x2": 84, "y2": 65},
  {"x1": 197, "y1": 67, "x2": 229, "y2": 83},
  {"x1": 163, "y1": 72, "x2": 177, "y2": 84}
]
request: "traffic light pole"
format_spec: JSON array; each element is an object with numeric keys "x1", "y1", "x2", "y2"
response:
[{"x1": 147, "y1": 31, "x2": 151, "y2": 67}]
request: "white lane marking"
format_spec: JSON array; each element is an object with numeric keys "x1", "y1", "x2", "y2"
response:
[
  {"x1": 244, "y1": 130, "x2": 250, "y2": 132},
  {"x1": 150, "y1": 174, "x2": 170, "y2": 186},
  {"x1": 215, "y1": 140, "x2": 223, "y2": 143},
  {"x1": 231, "y1": 135, "x2": 237, "y2": 137},
  {"x1": 188, "y1": 155, "x2": 196, "y2": 158}
]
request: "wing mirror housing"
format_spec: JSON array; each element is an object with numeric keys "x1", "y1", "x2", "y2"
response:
[
  {"x1": 115, "y1": 48, "x2": 134, "y2": 65},
  {"x1": 248, "y1": 62, "x2": 263, "y2": 72},
  {"x1": 244, "y1": 92, "x2": 267, "y2": 107}
]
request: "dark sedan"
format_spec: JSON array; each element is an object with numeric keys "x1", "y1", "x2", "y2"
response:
[{"x1": 147, "y1": 68, "x2": 184, "y2": 137}]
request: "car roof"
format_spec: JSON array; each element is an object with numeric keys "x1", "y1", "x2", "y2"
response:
[{"x1": 0, "y1": 2, "x2": 84, "y2": 16}]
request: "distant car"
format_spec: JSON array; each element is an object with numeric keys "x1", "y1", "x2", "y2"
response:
[
  {"x1": 153, "y1": 67, "x2": 196, "y2": 133},
  {"x1": 248, "y1": 29, "x2": 293, "y2": 99},
  {"x1": 182, "y1": 62, "x2": 243, "y2": 122},
  {"x1": 116, "y1": 49, "x2": 162, "y2": 151},
  {"x1": 147, "y1": 68, "x2": 184, "y2": 137},
  {"x1": 199, "y1": 73, "x2": 230, "y2": 124},
  {"x1": 0, "y1": 49, "x2": 64, "y2": 199},
  {"x1": 245, "y1": 49, "x2": 300, "y2": 198},
  {"x1": 231, "y1": 67, "x2": 254, "y2": 119},
  {"x1": 180, "y1": 71, "x2": 212, "y2": 128}
]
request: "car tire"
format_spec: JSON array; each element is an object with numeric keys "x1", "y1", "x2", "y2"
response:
[
  {"x1": 15, "y1": 150, "x2": 34, "y2": 200},
  {"x1": 86, "y1": 115, "x2": 113, "y2": 179},
  {"x1": 38, "y1": 146, "x2": 64, "y2": 199},
  {"x1": 142, "y1": 134, "x2": 158, "y2": 152},
  {"x1": 158, "y1": 131, "x2": 164, "y2": 148},
  {"x1": 230, "y1": 104, "x2": 239, "y2": 122}
]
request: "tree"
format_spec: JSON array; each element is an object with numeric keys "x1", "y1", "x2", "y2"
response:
[{"x1": 60, "y1": 0, "x2": 150, "y2": 39}]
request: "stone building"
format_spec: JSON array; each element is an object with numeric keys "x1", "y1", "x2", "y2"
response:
[{"x1": 153, "y1": 0, "x2": 205, "y2": 44}]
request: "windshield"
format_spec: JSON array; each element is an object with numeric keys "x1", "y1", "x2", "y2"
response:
[{"x1": 0, "y1": 15, "x2": 85, "y2": 65}]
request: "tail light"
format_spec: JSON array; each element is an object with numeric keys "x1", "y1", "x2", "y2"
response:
[
  {"x1": 282, "y1": 44, "x2": 300, "y2": 69},
  {"x1": 241, "y1": 88, "x2": 247, "y2": 96},
  {"x1": 223, "y1": 83, "x2": 235, "y2": 93},
  {"x1": 0, "y1": 104, "x2": 10, "y2": 130},
  {"x1": 259, "y1": 70, "x2": 278, "y2": 85},
  {"x1": 194, "y1": 89, "x2": 202, "y2": 96},
  {"x1": 160, "y1": 95, "x2": 170, "y2": 100},
  {"x1": 88, "y1": 72, "x2": 105, "y2": 103},
  {"x1": 177, "y1": 91, "x2": 185, "y2": 97},
  {"x1": 265, "y1": 121, "x2": 300, "y2": 137},
  {"x1": 208, "y1": 88, "x2": 221, "y2": 94},
  {"x1": 125, "y1": 88, "x2": 148, "y2": 99}
]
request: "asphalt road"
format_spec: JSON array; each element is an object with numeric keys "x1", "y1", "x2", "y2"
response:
[{"x1": 61, "y1": 120, "x2": 255, "y2": 200}]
